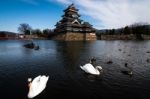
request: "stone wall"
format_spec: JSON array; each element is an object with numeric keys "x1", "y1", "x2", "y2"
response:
[
  {"x1": 100, "y1": 34, "x2": 135, "y2": 40},
  {"x1": 53, "y1": 34, "x2": 66, "y2": 41},
  {"x1": 85, "y1": 33, "x2": 97, "y2": 40},
  {"x1": 65, "y1": 33, "x2": 85, "y2": 41},
  {"x1": 24, "y1": 35, "x2": 46, "y2": 39},
  {"x1": 54, "y1": 32, "x2": 97, "y2": 41},
  {"x1": 99, "y1": 34, "x2": 150, "y2": 40},
  {"x1": 142, "y1": 35, "x2": 150, "y2": 40}
]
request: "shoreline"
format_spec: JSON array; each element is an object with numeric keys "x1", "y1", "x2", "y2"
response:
[{"x1": 0, "y1": 34, "x2": 150, "y2": 40}]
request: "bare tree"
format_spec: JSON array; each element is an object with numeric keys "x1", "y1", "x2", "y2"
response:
[
  {"x1": 43, "y1": 29, "x2": 51, "y2": 35},
  {"x1": 32, "y1": 29, "x2": 42, "y2": 36},
  {"x1": 18, "y1": 23, "x2": 32, "y2": 35}
]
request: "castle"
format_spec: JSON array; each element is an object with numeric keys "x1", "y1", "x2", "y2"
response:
[{"x1": 54, "y1": 4, "x2": 96, "y2": 41}]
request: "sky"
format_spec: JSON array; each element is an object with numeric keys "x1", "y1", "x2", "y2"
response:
[{"x1": 0, "y1": 0, "x2": 150, "y2": 33}]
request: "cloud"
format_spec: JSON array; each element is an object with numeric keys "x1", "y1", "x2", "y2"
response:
[
  {"x1": 48, "y1": 0, "x2": 150, "y2": 29},
  {"x1": 47, "y1": 0, "x2": 71, "y2": 4}
]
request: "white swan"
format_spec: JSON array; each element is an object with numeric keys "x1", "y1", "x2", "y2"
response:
[
  {"x1": 80, "y1": 63, "x2": 102, "y2": 75},
  {"x1": 27, "y1": 75, "x2": 49, "y2": 98}
]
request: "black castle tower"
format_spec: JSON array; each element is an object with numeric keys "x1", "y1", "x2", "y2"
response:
[{"x1": 54, "y1": 4, "x2": 96, "y2": 41}]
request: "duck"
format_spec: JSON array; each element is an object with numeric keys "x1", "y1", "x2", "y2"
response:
[
  {"x1": 89, "y1": 57, "x2": 96, "y2": 65},
  {"x1": 34, "y1": 45, "x2": 40, "y2": 50},
  {"x1": 80, "y1": 57, "x2": 102, "y2": 75},
  {"x1": 27, "y1": 75, "x2": 49, "y2": 98},
  {"x1": 121, "y1": 63, "x2": 133, "y2": 76}
]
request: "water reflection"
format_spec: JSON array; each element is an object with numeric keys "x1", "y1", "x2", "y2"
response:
[{"x1": 83, "y1": 73, "x2": 99, "y2": 82}]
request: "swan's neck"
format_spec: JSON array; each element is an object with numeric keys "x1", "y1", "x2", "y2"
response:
[
  {"x1": 28, "y1": 82, "x2": 32, "y2": 93},
  {"x1": 28, "y1": 82, "x2": 31, "y2": 87}
]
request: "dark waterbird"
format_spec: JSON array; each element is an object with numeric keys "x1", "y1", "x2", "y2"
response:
[
  {"x1": 146, "y1": 51, "x2": 150, "y2": 53},
  {"x1": 121, "y1": 63, "x2": 133, "y2": 76},
  {"x1": 34, "y1": 45, "x2": 40, "y2": 50},
  {"x1": 24, "y1": 42, "x2": 40, "y2": 50},
  {"x1": 118, "y1": 49, "x2": 122, "y2": 51},
  {"x1": 106, "y1": 60, "x2": 113, "y2": 64},
  {"x1": 24, "y1": 42, "x2": 35, "y2": 49},
  {"x1": 146, "y1": 59, "x2": 150, "y2": 63},
  {"x1": 89, "y1": 57, "x2": 96, "y2": 65}
]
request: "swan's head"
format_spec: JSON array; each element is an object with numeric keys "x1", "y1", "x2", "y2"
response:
[
  {"x1": 28, "y1": 78, "x2": 32, "y2": 88},
  {"x1": 96, "y1": 66, "x2": 102, "y2": 71},
  {"x1": 28, "y1": 78, "x2": 32, "y2": 82}
]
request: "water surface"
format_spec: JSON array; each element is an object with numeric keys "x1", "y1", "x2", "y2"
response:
[{"x1": 0, "y1": 40, "x2": 150, "y2": 99}]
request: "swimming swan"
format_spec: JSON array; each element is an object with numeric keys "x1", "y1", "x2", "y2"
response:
[
  {"x1": 80, "y1": 63, "x2": 102, "y2": 75},
  {"x1": 27, "y1": 75, "x2": 49, "y2": 98}
]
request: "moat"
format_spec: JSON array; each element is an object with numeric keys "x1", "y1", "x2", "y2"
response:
[{"x1": 0, "y1": 40, "x2": 150, "y2": 99}]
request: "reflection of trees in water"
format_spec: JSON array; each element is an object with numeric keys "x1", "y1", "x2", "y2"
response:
[
  {"x1": 64, "y1": 42, "x2": 82, "y2": 65},
  {"x1": 56, "y1": 42, "x2": 86, "y2": 71},
  {"x1": 55, "y1": 41, "x2": 99, "y2": 80}
]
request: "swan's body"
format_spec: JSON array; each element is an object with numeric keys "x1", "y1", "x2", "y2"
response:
[
  {"x1": 28, "y1": 75, "x2": 49, "y2": 98},
  {"x1": 80, "y1": 63, "x2": 102, "y2": 75}
]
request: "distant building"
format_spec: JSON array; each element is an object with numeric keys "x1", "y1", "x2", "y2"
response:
[
  {"x1": 0, "y1": 31, "x2": 17, "y2": 39},
  {"x1": 18, "y1": 34, "x2": 25, "y2": 39},
  {"x1": 54, "y1": 4, "x2": 96, "y2": 41}
]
